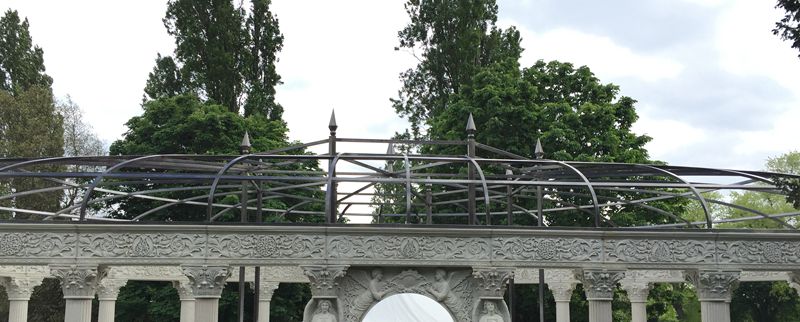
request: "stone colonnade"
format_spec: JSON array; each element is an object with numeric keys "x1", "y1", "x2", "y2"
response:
[{"x1": 1, "y1": 266, "x2": 800, "y2": 322}]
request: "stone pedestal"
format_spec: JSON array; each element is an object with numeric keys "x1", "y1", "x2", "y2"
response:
[
  {"x1": 620, "y1": 281, "x2": 651, "y2": 322},
  {"x1": 51, "y1": 265, "x2": 108, "y2": 322},
  {"x1": 258, "y1": 281, "x2": 280, "y2": 322},
  {"x1": 581, "y1": 270, "x2": 624, "y2": 322},
  {"x1": 686, "y1": 270, "x2": 739, "y2": 322},
  {"x1": 97, "y1": 278, "x2": 127, "y2": 322},
  {"x1": 182, "y1": 265, "x2": 231, "y2": 322},
  {"x1": 0, "y1": 277, "x2": 43, "y2": 322},
  {"x1": 173, "y1": 280, "x2": 196, "y2": 322}
]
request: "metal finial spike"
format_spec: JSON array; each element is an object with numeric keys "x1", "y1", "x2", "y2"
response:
[
  {"x1": 534, "y1": 138, "x2": 544, "y2": 159},
  {"x1": 328, "y1": 110, "x2": 338, "y2": 132},
  {"x1": 241, "y1": 131, "x2": 251, "y2": 148},
  {"x1": 466, "y1": 113, "x2": 476, "y2": 133},
  {"x1": 386, "y1": 143, "x2": 394, "y2": 155}
]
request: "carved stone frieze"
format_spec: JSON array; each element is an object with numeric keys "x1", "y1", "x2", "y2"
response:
[
  {"x1": 0, "y1": 233, "x2": 74, "y2": 258},
  {"x1": 0, "y1": 265, "x2": 48, "y2": 277},
  {"x1": 208, "y1": 234, "x2": 324, "y2": 259},
  {"x1": 740, "y1": 271, "x2": 791, "y2": 282},
  {"x1": 108, "y1": 265, "x2": 185, "y2": 280},
  {"x1": 182, "y1": 265, "x2": 231, "y2": 298},
  {"x1": 622, "y1": 270, "x2": 684, "y2": 283},
  {"x1": 302, "y1": 265, "x2": 348, "y2": 298},
  {"x1": 50, "y1": 265, "x2": 108, "y2": 299},
  {"x1": 0, "y1": 276, "x2": 44, "y2": 300},
  {"x1": 79, "y1": 233, "x2": 203, "y2": 258},
  {"x1": 606, "y1": 239, "x2": 715, "y2": 263},
  {"x1": 97, "y1": 278, "x2": 128, "y2": 300},
  {"x1": 580, "y1": 270, "x2": 624, "y2": 301},
  {"x1": 717, "y1": 241, "x2": 800, "y2": 264},
  {"x1": 472, "y1": 267, "x2": 513, "y2": 298},
  {"x1": 492, "y1": 237, "x2": 600, "y2": 262},
  {"x1": 685, "y1": 270, "x2": 740, "y2": 301},
  {"x1": 328, "y1": 236, "x2": 490, "y2": 260}
]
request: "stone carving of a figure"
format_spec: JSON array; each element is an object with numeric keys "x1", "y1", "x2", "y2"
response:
[
  {"x1": 427, "y1": 268, "x2": 461, "y2": 312},
  {"x1": 478, "y1": 301, "x2": 504, "y2": 322},
  {"x1": 353, "y1": 269, "x2": 388, "y2": 313},
  {"x1": 312, "y1": 299, "x2": 337, "y2": 322}
]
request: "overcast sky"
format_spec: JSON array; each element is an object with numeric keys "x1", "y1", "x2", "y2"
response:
[{"x1": 4, "y1": 0, "x2": 800, "y2": 172}]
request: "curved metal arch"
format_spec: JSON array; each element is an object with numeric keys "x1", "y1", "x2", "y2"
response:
[
  {"x1": 79, "y1": 154, "x2": 180, "y2": 220},
  {"x1": 0, "y1": 156, "x2": 92, "y2": 172},
  {"x1": 639, "y1": 165, "x2": 713, "y2": 229},
  {"x1": 526, "y1": 160, "x2": 602, "y2": 227},
  {"x1": 464, "y1": 155, "x2": 492, "y2": 224}
]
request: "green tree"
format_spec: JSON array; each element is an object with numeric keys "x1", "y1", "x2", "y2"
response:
[
  {"x1": 0, "y1": 9, "x2": 52, "y2": 94},
  {"x1": 774, "y1": 0, "x2": 800, "y2": 58},
  {"x1": 146, "y1": 0, "x2": 284, "y2": 118},
  {"x1": 393, "y1": 0, "x2": 522, "y2": 137}
]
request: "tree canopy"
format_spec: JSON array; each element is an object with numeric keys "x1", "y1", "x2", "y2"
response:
[
  {"x1": 145, "y1": 0, "x2": 284, "y2": 118},
  {"x1": 775, "y1": 0, "x2": 800, "y2": 58},
  {"x1": 0, "y1": 9, "x2": 52, "y2": 94}
]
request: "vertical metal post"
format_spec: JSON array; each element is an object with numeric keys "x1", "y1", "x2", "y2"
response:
[
  {"x1": 508, "y1": 277, "x2": 515, "y2": 322},
  {"x1": 426, "y1": 177, "x2": 433, "y2": 224},
  {"x1": 506, "y1": 169, "x2": 515, "y2": 321},
  {"x1": 253, "y1": 188, "x2": 262, "y2": 321},
  {"x1": 535, "y1": 138, "x2": 545, "y2": 322},
  {"x1": 327, "y1": 110, "x2": 338, "y2": 224},
  {"x1": 239, "y1": 132, "x2": 251, "y2": 322},
  {"x1": 466, "y1": 114, "x2": 477, "y2": 225}
]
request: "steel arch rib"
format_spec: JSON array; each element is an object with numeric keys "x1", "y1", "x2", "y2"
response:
[{"x1": 640, "y1": 165, "x2": 713, "y2": 229}]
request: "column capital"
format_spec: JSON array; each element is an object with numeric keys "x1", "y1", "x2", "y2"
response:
[
  {"x1": 97, "y1": 278, "x2": 128, "y2": 301},
  {"x1": 172, "y1": 279, "x2": 195, "y2": 300},
  {"x1": 0, "y1": 276, "x2": 43, "y2": 300},
  {"x1": 181, "y1": 265, "x2": 231, "y2": 299},
  {"x1": 301, "y1": 265, "x2": 348, "y2": 298},
  {"x1": 472, "y1": 267, "x2": 514, "y2": 299},
  {"x1": 580, "y1": 269, "x2": 625, "y2": 301},
  {"x1": 50, "y1": 265, "x2": 108, "y2": 299},
  {"x1": 548, "y1": 282, "x2": 576, "y2": 302},
  {"x1": 790, "y1": 271, "x2": 800, "y2": 295},
  {"x1": 685, "y1": 270, "x2": 740, "y2": 301},
  {"x1": 259, "y1": 281, "x2": 280, "y2": 301},
  {"x1": 620, "y1": 281, "x2": 651, "y2": 303}
]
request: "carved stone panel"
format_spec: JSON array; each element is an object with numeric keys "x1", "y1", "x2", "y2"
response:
[
  {"x1": 302, "y1": 265, "x2": 349, "y2": 298},
  {"x1": 79, "y1": 233, "x2": 204, "y2": 258},
  {"x1": 472, "y1": 267, "x2": 513, "y2": 299},
  {"x1": 605, "y1": 239, "x2": 715, "y2": 263},
  {"x1": 328, "y1": 236, "x2": 490, "y2": 261},
  {"x1": 717, "y1": 241, "x2": 800, "y2": 264},
  {"x1": 208, "y1": 234, "x2": 325, "y2": 259},
  {"x1": 492, "y1": 237, "x2": 601, "y2": 262},
  {"x1": 0, "y1": 233, "x2": 75, "y2": 258}
]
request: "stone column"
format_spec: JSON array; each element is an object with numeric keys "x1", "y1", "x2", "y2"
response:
[
  {"x1": 580, "y1": 270, "x2": 625, "y2": 322},
  {"x1": 301, "y1": 265, "x2": 349, "y2": 322},
  {"x1": 173, "y1": 280, "x2": 196, "y2": 322},
  {"x1": 790, "y1": 271, "x2": 800, "y2": 296},
  {"x1": 97, "y1": 278, "x2": 127, "y2": 322},
  {"x1": 258, "y1": 281, "x2": 280, "y2": 322},
  {"x1": 620, "y1": 281, "x2": 651, "y2": 322},
  {"x1": 472, "y1": 267, "x2": 514, "y2": 322},
  {"x1": 686, "y1": 270, "x2": 739, "y2": 322},
  {"x1": 182, "y1": 265, "x2": 232, "y2": 322},
  {"x1": 0, "y1": 277, "x2": 43, "y2": 322},
  {"x1": 51, "y1": 265, "x2": 108, "y2": 322},
  {"x1": 544, "y1": 269, "x2": 579, "y2": 322}
]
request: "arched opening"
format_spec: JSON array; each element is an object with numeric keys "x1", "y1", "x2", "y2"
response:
[{"x1": 362, "y1": 293, "x2": 454, "y2": 322}]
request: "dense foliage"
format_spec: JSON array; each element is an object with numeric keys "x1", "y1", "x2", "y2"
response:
[{"x1": 775, "y1": 0, "x2": 800, "y2": 58}]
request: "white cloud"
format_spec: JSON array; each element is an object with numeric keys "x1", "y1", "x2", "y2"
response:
[
  {"x1": 505, "y1": 22, "x2": 685, "y2": 82},
  {"x1": 632, "y1": 111, "x2": 708, "y2": 161}
]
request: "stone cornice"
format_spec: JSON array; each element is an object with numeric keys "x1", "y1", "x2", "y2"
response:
[{"x1": 0, "y1": 224, "x2": 799, "y2": 270}]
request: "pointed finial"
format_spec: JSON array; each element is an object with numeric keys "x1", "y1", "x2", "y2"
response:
[
  {"x1": 386, "y1": 143, "x2": 394, "y2": 155},
  {"x1": 240, "y1": 131, "x2": 252, "y2": 154},
  {"x1": 328, "y1": 110, "x2": 338, "y2": 133},
  {"x1": 466, "y1": 113, "x2": 476, "y2": 134},
  {"x1": 534, "y1": 138, "x2": 544, "y2": 159}
]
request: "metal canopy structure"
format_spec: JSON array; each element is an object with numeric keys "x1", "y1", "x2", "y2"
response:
[{"x1": 0, "y1": 121, "x2": 798, "y2": 230}]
